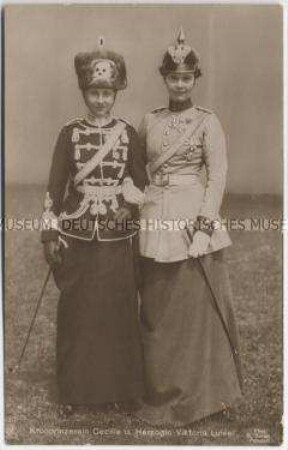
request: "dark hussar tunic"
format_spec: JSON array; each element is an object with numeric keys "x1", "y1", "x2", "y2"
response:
[{"x1": 42, "y1": 116, "x2": 146, "y2": 405}]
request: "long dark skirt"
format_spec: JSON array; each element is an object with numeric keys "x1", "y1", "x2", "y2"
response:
[
  {"x1": 138, "y1": 250, "x2": 242, "y2": 425},
  {"x1": 53, "y1": 236, "x2": 144, "y2": 405}
]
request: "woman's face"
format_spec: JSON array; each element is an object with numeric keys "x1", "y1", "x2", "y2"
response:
[
  {"x1": 83, "y1": 88, "x2": 116, "y2": 117},
  {"x1": 164, "y1": 72, "x2": 195, "y2": 103}
]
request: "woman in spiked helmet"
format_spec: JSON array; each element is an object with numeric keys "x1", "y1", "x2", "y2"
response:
[
  {"x1": 137, "y1": 29, "x2": 243, "y2": 425},
  {"x1": 41, "y1": 38, "x2": 146, "y2": 414}
]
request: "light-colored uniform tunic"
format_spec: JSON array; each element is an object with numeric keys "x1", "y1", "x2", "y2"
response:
[
  {"x1": 137, "y1": 105, "x2": 242, "y2": 426},
  {"x1": 139, "y1": 105, "x2": 231, "y2": 262}
]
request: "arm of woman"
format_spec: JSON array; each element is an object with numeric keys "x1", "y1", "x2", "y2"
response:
[
  {"x1": 127, "y1": 123, "x2": 148, "y2": 192},
  {"x1": 121, "y1": 123, "x2": 148, "y2": 206},
  {"x1": 41, "y1": 126, "x2": 70, "y2": 264},
  {"x1": 189, "y1": 113, "x2": 227, "y2": 257},
  {"x1": 199, "y1": 113, "x2": 227, "y2": 220}
]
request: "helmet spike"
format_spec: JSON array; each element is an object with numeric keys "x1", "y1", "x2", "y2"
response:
[
  {"x1": 98, "y1": 36, "x2": 105, "y2": 49},
  {"x1": 168, "y1": 27, "x2": 191, "y2": 65},
  {"x1": 177, "y1": 27, "x2": 185, "y2": 45}
]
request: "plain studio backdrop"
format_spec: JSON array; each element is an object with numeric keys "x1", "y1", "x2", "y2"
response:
[{"x1": 5, "y1": 4, "x2": 282, "y2": 195}]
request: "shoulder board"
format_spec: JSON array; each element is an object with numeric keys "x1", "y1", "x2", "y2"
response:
[
  {"x1": 150, "y1": 107, "x2": 167, "y2": 114},
  {"x1": 195, "y1": 106, "x2": 213, "y2": 115},
  {"x1": 118, "y1": 117, "x2": 132, "y2": 127},
  {"x1": 64, "y1": 117, "x2": 84, "y2": 127}
]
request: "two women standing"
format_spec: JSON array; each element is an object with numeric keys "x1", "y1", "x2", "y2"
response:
[{"x1": 42, "y1": 30, "x2": 242, "y2": 425}]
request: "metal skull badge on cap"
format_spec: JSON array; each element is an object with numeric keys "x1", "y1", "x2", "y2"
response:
[{"x1": 74, "y1": 37, "x2": 127, "y2": 91}]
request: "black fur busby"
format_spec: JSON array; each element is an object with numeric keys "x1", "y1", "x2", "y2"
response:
[{"x1": 74, "y1": 39, "x2": 127, "y2": 91}]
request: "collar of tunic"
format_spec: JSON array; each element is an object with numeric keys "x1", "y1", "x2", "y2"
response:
[
  {"x1": 85, "y1": 113, "x2": 114, "y2": 128},
  {"x1": 169, "y1": 98, "x2": 192, "y2": 112}
]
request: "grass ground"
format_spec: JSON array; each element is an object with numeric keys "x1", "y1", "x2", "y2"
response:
[{"x1": 4, "y1": 185, "x2": 283, "y2": 445}]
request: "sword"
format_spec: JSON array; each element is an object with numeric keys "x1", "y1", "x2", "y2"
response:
[
  {"x1": 9, "y1": 267, "x2": 52, "y2": 373},
  {"x1": 185, "y1": 226, "x2": 243, "y2": 391}
]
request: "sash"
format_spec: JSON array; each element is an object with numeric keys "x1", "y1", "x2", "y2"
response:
[
  {"x1": 74, "y1": 121, "x2": 126, "y2": 186},
  {"x1": 147, "y1": 113, "x2": 208, "y2": 178}
]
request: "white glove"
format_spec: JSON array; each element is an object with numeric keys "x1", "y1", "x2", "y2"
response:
[
  {"x1": 144, "y1": 189, "x2": 161, "y2": 204},
  {"x1": 188, "y1": 231, "x2": 210, "y2": 258},
  {"x1": 122, "y1": 178, "x2": 145, "y2": 205}
]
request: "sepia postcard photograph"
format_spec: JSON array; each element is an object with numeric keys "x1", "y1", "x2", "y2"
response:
[{"x1": 2, "y1": 2, "x2": 284, "y2": 447}]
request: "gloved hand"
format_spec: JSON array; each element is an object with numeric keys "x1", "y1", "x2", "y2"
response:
[
  {"x1": 188, "y1": 231, "x2": 210, "y2": 258},
  {"x1": 114, "y1": 206, "x2": 132, "y2": 223},
  {"x1": 144, "y1": 187, "x2": 162, "y2": 204},
  {"x1": 122, "y1": 178, "x2": 145, "y2": 205},
  {"x1": 44, "y1": 240, "x2": 62, "y2": 266}
]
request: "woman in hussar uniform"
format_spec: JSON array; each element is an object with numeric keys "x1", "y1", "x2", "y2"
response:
[
  {"x1": 137, "y1": 29, "x2": 243, "y2": 425},
  {"x1": 41, "y1": 39, "x2": 146, "y2": 413}
]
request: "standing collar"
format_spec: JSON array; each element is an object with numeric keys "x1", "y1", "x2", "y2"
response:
[
  {"x1": 169, "y1": 98, "x2": 193, "y2": 112},
  {"x1": 85, "y1": 113, "x2": 114, "y2": 128}
]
